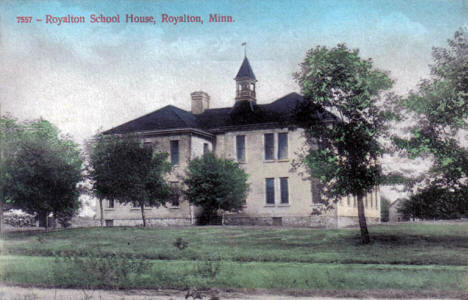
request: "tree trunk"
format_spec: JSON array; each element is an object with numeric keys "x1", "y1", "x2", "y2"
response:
[
  {"x1": 99, "y1": 198, "x2": 104, "y2": 227},
  {"x1": 45, "y1": 213, "x2": 49, "y2": 232},
  {"x1": 140, "y1": 203, "x2": 146, "y2": 227},
  {"x1": 52, "y1": 211, "x2": 57, "y2": 230},
  {"x1": 0, "y1": 186, "x2": 3, "y2": 234},
  {"x1": 356, "y1": 194, "x2": 370, "y2": 244}
]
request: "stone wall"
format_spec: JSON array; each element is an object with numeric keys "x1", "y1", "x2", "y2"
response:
[
  {"x1": 108, "y1": 217, "x2": 192, "y2": 227},
  {"x1": 223, "y1": 215, "x2": 341, "y2": 228}
]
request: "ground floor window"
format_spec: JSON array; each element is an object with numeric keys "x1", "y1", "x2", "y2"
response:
[
  {"x1": 311, "y1": 178, "x2": 323, "y2": 204},
  {"x1": 105, "y1": 219, "x2": 113, "y2": 227},
  {"x1": 280, "y1": 177, "x2": 289, "y2": 204},
  {"x1": 265, "y1": 178, "x2": 275, "y2": 204},
  {"x1": 170, "y1": 182, "x2": 180, "y2": 207}
]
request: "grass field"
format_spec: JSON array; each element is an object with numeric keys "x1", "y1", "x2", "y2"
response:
[{"x1": 1, "y1": 223, "x2": 467, "y2": 294}]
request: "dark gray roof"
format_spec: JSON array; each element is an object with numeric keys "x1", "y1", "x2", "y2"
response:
[
  {"x1": 104, "y1": 93, "x2": 335, "y2": 134},
  {"x1": 235, "y1": 57, "x2": 256, "y2": 80}
]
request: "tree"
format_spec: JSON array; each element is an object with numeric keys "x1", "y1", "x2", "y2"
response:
[
  {"x1": 399, "y1": 186, "x2": 468, "y2": 220},
  {"x1": 380, "y1": 196, "x2": 390, "y2": 222},
  {"x1": 0, "y1": 113, "x2": 23, "y2": 232},
  {"x1": 88, "y1": 134, "x2": 172, "y2": 227},
  {"x1": 4, "y1": 119, "x2": 83, "y2": 230},
  {"x1": 394, "y1": 29, "x2": 468, "y2": 213},
  {"x1": 184, "y1": 153, "x2": 249, "y2": 225},
  {"x1": 294, "y1": 44, "x2": 394, "y2": 243}
]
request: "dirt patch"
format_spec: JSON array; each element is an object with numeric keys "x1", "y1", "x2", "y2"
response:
[{"x1": 0, "y1": 285, "x2": 465, "y2": 300}]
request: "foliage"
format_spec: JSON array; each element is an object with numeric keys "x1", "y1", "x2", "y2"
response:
[
  {"x1": 294, "y1": 44, "x2": 394, "y2": 243},
  {"x1": 88, "y1": 134, "x2": 172, "y2": 227},
  {"x1": 4, "y1": 224, "x2": 468, "y2": 266},
  {"x1": 399, "y1": 186, "x2": 468, "y2": 220},
  {"x1": 394, "y1": 29, "x2": 468, "y2": 209},
  {"x1": 2, "y1": 225, "x2": 468, "y2": 292},
  {"x1": 53, "y1": 249, "x2": 150, "y2": 289},
  {"x1": 184, "y1": 153, "x2": 249, "y2": 224},
  {"x1": 380, "y1": 197, "x2": 390, "y2": 222},
  {"x1": 173, "y1": 237, "x2": 189, "y2": 251},
  {"x1": 4, "y1": 119, "x2": 82, "y2": 230}
]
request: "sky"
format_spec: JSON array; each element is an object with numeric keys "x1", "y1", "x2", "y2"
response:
[{"x1": 0, "y1": 0, "x2": 467, "y2": 208}]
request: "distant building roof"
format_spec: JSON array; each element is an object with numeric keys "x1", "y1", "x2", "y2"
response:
[
  {"x1": 235, "y1": 57, "x2": 256, "y2": 80},
  {"x1": 104, "y1": 93, "x2": 335, "y2": 135}
]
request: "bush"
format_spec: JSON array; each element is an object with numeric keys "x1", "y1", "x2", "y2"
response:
[{"x1": 53, "y1": 249, "x2": 150, "y2": 289}]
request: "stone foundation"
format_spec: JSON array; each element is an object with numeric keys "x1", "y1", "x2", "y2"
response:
[
  {"x1": 108, "y1": 217, "x2": 192, "y2": 227},
  {"x1": 223, "y1": 215, "x2": 339, "y2": 228},
  {"x1": 223, "y1": 215, "x2": 379, "y2": 228},
  {"x1": 337, "y1": 216, "x2": 381, "y2": 228}
]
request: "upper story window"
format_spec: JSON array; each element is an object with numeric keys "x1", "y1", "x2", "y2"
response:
[
  {"x1": 203, "y1": 143, "x2": 209, "y2": 155},
  {"x1": 236, "y1": 135, "x2": 246, "y2": 162},
  {"x1": 264, "y1": 133, "x2": 274, "y2": 160},
  {"x1": 265, "y1": 178, "x2": 275, "y2": 204},
  {"x1": 277, "y1": 133, "x2": 288, "y2": 159},
  {"x1": 170, "y1": 140, "x2": 179, "y2": 165}
]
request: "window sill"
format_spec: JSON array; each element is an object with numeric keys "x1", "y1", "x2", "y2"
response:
[
  {"x1": 264, "y1": 204, "x2": 275, "y2": 207},
  {"x1": 277, "y1": 204, "x2": 290, "y2": 207},
  {"x1": 130, "y1": 208, "x2": 152, "y2": 210},
  {"x1": 168, "y1": 206, "x2": 180, "y2": 209},
  {"x1": 277, "y1": 159, "x2": 289, "y2": 162},
  {"x1": 263, "y1": 160, "x2": 276, "y2": 163},
  {"x1": 104, "y1": 208, "x2": 115, "y2": 211}
]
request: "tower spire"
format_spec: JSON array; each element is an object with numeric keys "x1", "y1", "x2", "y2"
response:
[
  {"x1": 234, "y1": 51, "x2": 257, "y2": 104},
  {"x1": 242, "y1": 42, "x2": 247, "y2": 58}
]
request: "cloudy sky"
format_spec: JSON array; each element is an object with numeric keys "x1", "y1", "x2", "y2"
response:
[{"x1": 1, "y1": 0, "x2": 466, "y2": 145}]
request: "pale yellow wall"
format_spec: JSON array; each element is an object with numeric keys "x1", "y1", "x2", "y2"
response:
[
  {"x1": 336, "y1": 189, "x2": 381, "y2": 218},
  {"x1": 97, "y1": 134, "x2": 198, "y2": 221},
  {"x1": 214, "y1": 127, "x2": 380, "y2": 220},
  {"x1": 98, "y1": 128, "x2": 380, "y2": 223},
  {"x1": 214, "y1": 128, "x2": 322, "y2": 218}
]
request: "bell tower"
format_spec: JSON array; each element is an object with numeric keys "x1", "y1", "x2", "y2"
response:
[{"x1": 234, "y1": 56, "x2": 257, "y2": 103}]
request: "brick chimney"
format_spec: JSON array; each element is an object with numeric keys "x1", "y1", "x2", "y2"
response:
[{"x1": 190, "y1": 91, "x2": 210, "y2": 114}]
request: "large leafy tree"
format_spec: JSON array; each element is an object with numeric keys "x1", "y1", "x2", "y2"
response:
[
  {"x1": 184, "y1": 153, "x2": 249, "y2": 225},
  {"x1": 394, "y1": 29, "x2": 468, "y2": 216},
  {"x1": 88, "y1": 134, "x2": 172, "y2": 227},
  {"x1": 0, "y1": 113, "x2": 23, "y2": 232},
  {"x1": 4, "y1": 119, "x2": 83, "y2": 230},
  {"x1": 294, "y1": 44, "x2": 393, "y2": 243}
]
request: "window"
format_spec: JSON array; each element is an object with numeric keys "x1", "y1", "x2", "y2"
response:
[
  {"x1": 143, "y1": 142, "x2": 152, "y2": 149},
  {"x1": 105, "y1": 220, "x2": 113, "y2": 227},
  {"x1": 277, "y1": 133, "x2": 288, "y2": 159},
  {"x1": 203, "y1": 143, "x2": 209, "y2": 155},
  {"x1": 280, "y1": 177, "x2": 289, "y2": 204},
  {"x1": 170, "y1": 140, "x2": 179, "y2": 165},
  {"x1": 236, "y1": 135, "x2": 245, "y2": 162},
  {"x1": 264, "y1": 133, "x2": 274, "y2": 160},
  {"x1": 375, "y1": 190, "x2": 379, "y2": 209},
  {"x1": 265, "y1": 178, "x2": 275, "y2": 204},
  {"x1": 170, "y1": 182, "x2": 180, "y2": 207},
  {"x1": 272, "y1": 217, "x2": 282, "y2": 226},
  {"x1": 107, "y1": 199, "x2": 114, "y2": 209},
  {"x1": 347, "y1": 195, "x2": 351, "y2": 206},
  {"x1": 311, "y1": 178, "x2": 322, "y2": 204},
  {"x1": 353, "y1": 196, "x2": 356, "y2": 207},
  {"x1": 370, "y1": 193, "x2": 373, "y2": 208},
  {"x1": 365, "y1": 195, "x2": 368, "y2": 208}
]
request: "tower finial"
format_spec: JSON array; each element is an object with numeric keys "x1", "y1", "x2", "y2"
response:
[{"x1": 241, "y1": 42, "x2": 247, "y2": 57}]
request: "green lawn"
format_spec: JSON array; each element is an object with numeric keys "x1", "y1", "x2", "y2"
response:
[{"x1": 1, "y1": 223, "x2": 467, "y2": 293}]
